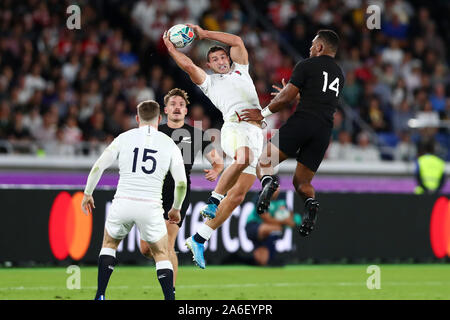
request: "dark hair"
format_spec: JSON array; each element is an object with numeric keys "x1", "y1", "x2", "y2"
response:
[
  {"x1": 137, "y1": 100, "x2": 160, "y2": 122},
  {"x1": 164, "y1": 88, "x2": 190, "y2": 106},
  {"x1": 206, "y1": 45, "x2": 228, "y2": 62},
  {"x1": 418, "y1": 140, "x2": 435, "y2": 155},
  {"x1": 317, "y1": 29, "x2": 340, "y2": 53}
]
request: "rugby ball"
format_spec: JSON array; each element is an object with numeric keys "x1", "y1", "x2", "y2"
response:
[{"x1": 168, "y1": 24, "x2": 195, "y2": 48}]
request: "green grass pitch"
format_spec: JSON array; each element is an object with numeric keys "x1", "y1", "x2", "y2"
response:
[{"x1": 1, "y1": 264, "x2": 450, "y2": 300}]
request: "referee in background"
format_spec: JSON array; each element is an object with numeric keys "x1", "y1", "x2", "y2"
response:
[{"x1": 140, "y1": 88, "x2": 223, "y2": 297}]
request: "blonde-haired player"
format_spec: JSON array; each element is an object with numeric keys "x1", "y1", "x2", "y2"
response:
[
  {"x1": 163, "y1": 24, "x2": 264, "y2": 269},
  {"x1": 81, "y1": 100, "x2": 187, "y2": 300}
]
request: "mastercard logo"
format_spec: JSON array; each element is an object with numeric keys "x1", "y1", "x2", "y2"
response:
[
  {"x1": 430, "y1": 197, "x2": 450, "y2": 258},
  {"x1": 48, "y1": 191, "x2": 92, "y2": 260}
]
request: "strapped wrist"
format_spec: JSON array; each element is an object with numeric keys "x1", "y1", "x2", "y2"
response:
[{"x1": 261, "y1": 107, "x2": 273, "y2": 118}]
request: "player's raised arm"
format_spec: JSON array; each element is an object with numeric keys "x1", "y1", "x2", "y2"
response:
[
  {"x1": 187, "y1": 24, "x2": 248, "y2": 65},
  {"x1": 168, "y1": 145, "x2": 187, "y2": 224},
  {"x1": 240, "y1": 82, "x2": 300, "y2": 121},
  {"x1": 82, "y1": 140, "x2": 120, "y2": 215},
  {"x1": 163, "y1": 31, "x2": 206, "y2": 85}
]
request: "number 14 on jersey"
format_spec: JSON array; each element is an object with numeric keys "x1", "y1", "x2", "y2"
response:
[{"x1": 322, "y1": 71, "x2": 339, "y2": 97}]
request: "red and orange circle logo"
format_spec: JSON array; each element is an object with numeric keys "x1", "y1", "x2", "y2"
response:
[
  {"x1": 430, "y1": 196, "x2": 450, "y2": 259},
  {"x1": 48, "y1": 192, "x2": 92, "y2": 260}
]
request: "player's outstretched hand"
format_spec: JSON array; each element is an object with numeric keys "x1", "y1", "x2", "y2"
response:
[
  {"x1": 240, "y1": 108, "x2": 263, "y2": 121},
  {"x1": 168, "y1": 208, "x2": 181, "y2": 224},
  {"x1": 271, "y1": 78, "x2": 287, "y2": 97},
  {"x1": 204, "y1": 168, "x2": 220, "y2": 182},
  {"x1": 186, "y1": 24, "x2": 206, "y2": 40},
  {"x1": 162, "y1": 30, "x2": 176, "y2": 51},
  {"x1": 81, "y1": 194, "x2": 95, "y2": 215}
]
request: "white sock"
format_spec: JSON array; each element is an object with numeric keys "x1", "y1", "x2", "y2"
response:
[
  {"x1": 197, "y1": 224, "x2": 214, "y2": 241},
  {"x1": 211, "y1": 191, "x2": 225, "y2": 201},
  {"x1": 99, "y1": 247, "x2": 116, "y2": 258},
  {"x1": 155, "y1": 260, "x2": 173, "y2": 271}
]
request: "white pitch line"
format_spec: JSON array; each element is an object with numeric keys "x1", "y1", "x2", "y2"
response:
[{"x1": 1, "y1": 281, "x2": 450, "y2": 291}]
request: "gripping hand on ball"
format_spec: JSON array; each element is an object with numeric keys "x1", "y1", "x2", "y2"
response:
[
  {"x1": 186, "y1": 24, "x2": 206, "y2": 40},
  {"x1": 163, "y1": 30, "x2": 176, "y2": 51}
]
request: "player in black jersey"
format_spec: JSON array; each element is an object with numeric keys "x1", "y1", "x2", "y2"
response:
[
  {"x1": 140, "y1": 88, "x2": 223, "y2": 294},
  {"x1": 242, "y1": 30, "x2": 345, "y2": 237}
]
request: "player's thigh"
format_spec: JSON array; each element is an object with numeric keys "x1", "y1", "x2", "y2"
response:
[
  {"x1": 271, "y1": 113, "x2": 313, "y2": 160},
  {"x1": 104, "y1": 198, "x2": 135, "y2": 242},
  {"x1": 243, "y1": 124, "x2": 264, "y2": 174},
  {"x1": 221, "y1": 122, "x2": 243, "y2": 160},
  {"x1": 259, "y1": 141, "x2": 289, "y2": 168},
  {"x1": 102, "y1": 228, "x2": 122, "y2": 249},
  {"x1": 227, "y1": 172, "x2": 256, "y2": 198},
  {"x1": 136, "y1": 202, "x2": 168, "y2": 245},
  {"x1": 296, "y1": 124, "x2": 332, "y2": 173},
  {"x1": 165, "y1": 220, "x2": 179, "y2": 250},
  {"x1": 221, "y1": 122, "x2": 263, "y2": 165}
]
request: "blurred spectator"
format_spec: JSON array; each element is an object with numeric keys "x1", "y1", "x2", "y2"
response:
[
  {"x1": 33, "y1": 110, "x2": 57, "y2": 143},
  {"x1": 430, "y1": 83, "x2": 446, "y2": 113},
  {"x1": 62, "y1": 116, "x2": 82, "y2": 145},
  {"x1": 0, "y1": 101, "x2": 11, "y2": 139},
  {"x1": 131, "y1": 76, "x2": 155, "y2": 103},
  {"x1": 392, "y1": 100, "x2": 414, "y2": 134},
  {"x1": 364, "y1": 97, "x2": 389, "y2": 132},
  {"x1": 352, "y1": 131, "x2": 381, "y2": 162},
  {"x1": 342, "y1": 71, "x2": 361, "y2": 108},
  {"x1": 46, "y1": 127, "x2": 76, "y2": 156},
  {"x1": 394, "y1": 131, "x2": 417, "y2": 162},
  {"x1": 87, "y1": 111, "x2": 107, "y2": 142},
  {"x1": 22, "y1": 106, "x2": 42, "y2": 138},
  {"x1": 245, "y1": 190, "x2": 300, "y2": 266},
  {"x1": 326, "y1": 131, "x2": 355, "y2": 161},
  {"x1": 6, "y1": 110, "x2": 32, "y2": 152}
]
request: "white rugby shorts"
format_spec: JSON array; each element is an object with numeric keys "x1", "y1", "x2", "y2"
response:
[
  {"x1": 105, "y1": 197, "x2": 167, "y2": 244},
  {"x1": 220, "y1": 121, "x2": 264, "y2": 176}
]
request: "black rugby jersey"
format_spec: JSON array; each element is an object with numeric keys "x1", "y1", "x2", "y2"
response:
[
  {"x1": 159, "y1": 123, "x2": 212, "y2": 187},
  {"x1": 289, "y1": 55, "x2": 345, "y2": 126}
]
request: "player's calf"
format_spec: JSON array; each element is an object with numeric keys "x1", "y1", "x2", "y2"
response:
[
  {"x1": 155, "y1": 260, "x2": 175, "y2": 300},
  {"x1": 94, "y1": 247, "x2": 118, "y2": 300}
]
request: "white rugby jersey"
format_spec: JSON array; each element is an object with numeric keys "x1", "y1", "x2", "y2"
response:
[
  {"x1": 84, "y1": 125, "x2": 186, "y2": 204},
  {"x1": 197, "y1": 62, "x2": 262, "y2": 121}
]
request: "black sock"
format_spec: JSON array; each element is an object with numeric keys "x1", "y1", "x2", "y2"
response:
[
  {"x1": 95, "y1": 255, "x2": 117, "y2": 299},
  {"x1": 193, "y1": 232, "x2": 207, "y2": 244},
  {"x1": 157, "y1": 269, "x2": 174, "y2": 300},
  {"x1": 207, "y1": 196, "x2": 220, "y2": 206},
  {"x1": 260, "y1": 175, "x2": 273, "y2": 187}
]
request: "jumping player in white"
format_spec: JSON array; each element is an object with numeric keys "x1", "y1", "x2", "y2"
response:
[
  {"x1": 163, "y1": 24, "x2": 264, "y2": 268},
  {"x1": 81, "y1": 100, "x2": 187, "y2": 300}
]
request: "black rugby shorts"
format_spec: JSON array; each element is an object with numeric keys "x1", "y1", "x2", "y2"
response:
[{"x1": 270, "y1": 112, "x2": 332, "y2": 172}]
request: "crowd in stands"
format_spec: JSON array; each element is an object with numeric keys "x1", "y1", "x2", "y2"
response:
[{"x1": 0, "y1": 0, "x2": 448, "y2": 162}]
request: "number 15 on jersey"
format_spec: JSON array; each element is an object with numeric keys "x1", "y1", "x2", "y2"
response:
[{"x1": 132, "y1": 147, "x2": 157, "y2": 174}]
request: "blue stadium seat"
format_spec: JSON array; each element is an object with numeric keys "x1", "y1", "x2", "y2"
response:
[{"x1": 377, "y1": 133, "x2": 399, "y2": 147}]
